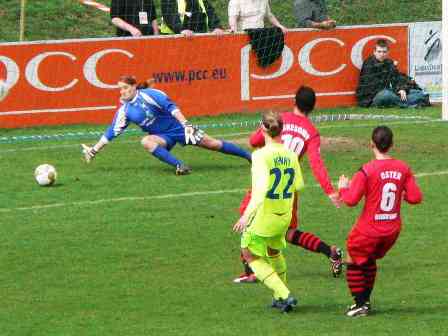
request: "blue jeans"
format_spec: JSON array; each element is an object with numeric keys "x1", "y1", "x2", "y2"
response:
[{"x1": 371, "y1": 89, "x2": 429, "y2": 108}]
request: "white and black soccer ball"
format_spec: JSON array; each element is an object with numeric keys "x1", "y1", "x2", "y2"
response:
[
  {"x1": 0, "y1": 80, "x2": 9, "y2": 102},
  {"x1": 34, "y1": 164, "x2": 57, "y2": 186}
]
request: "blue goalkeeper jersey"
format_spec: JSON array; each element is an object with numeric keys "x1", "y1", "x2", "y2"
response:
[{"x1": 104, "y1": 88, "x2": 183, "y2": 141}]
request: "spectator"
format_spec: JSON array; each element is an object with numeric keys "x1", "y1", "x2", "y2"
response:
[
  {"x1": 294, "y1": 0, "x2": 336, "y2": 29},
  {"x1": 160, "y1": 0, "x2": 224, "y2": 37},
  {"x1": 110, "y1": 0, "x2": 159, "y2": 37},
  {"x1": 356, "y1": 39, "x2": 430, "y2": 108},
  {"x1": 228, "y1": 0, "x2": 287, "y2": 33}
]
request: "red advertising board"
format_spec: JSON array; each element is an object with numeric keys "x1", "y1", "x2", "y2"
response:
[{"x1": 0, "y1": 25, "x2": 408, "y2": 128}]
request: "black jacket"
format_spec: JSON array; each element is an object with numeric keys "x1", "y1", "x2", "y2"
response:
[
  {"x1": 161, "y1": 0, "x2": 221, "y2": 33},
  {"x1": 356, "y1": 55, "x2": 421, "y2": 107}
]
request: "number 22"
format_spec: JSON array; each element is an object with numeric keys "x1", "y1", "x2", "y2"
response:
[{"x1": 266, "y1": 168, "x2": 295, "y2": 199}]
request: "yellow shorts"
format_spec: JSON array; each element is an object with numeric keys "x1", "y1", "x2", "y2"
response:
[{"x1": 241, "y1": 230, "x2": 286, "y2": 257}]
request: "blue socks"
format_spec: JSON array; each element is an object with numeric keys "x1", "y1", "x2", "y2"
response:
[
  {"x1": 152, "y1": 145, "x2": 182, "y2": 167},
  {"x1": 219, "y1": 141, "x2": 252, "y2": 162}
]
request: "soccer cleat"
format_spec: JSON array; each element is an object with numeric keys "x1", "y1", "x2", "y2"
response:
[
  {"x1": 233, "y1": 273, "x2": 257, "y2": 284},
  {"x1": 175, "y1": 164, "x2": 192, "y2": 175},
  {"x1": 345, "y1": 303, "x2": 370, "y2": 317},
  {"x1": 329, "y1": 246, "x2": 343, "y2": 277},
  {"x1": 271, "y1": 295, "x2": 298, "y2": 313}
]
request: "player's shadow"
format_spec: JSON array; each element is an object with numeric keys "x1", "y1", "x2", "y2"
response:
[
  {"x1": 187, "y1": 163, "x2": 249, "y2": 172},
  {"x1": 374, "y1": 305, "x2": 448, "y2": 315},
  {"x1": 48, "y1": 183, "x2": 64, "y2": 188}
]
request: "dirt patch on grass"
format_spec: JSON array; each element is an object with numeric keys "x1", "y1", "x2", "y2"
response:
[{"x1": 321, "y1": 136, "x2": 364, "y2": 152}]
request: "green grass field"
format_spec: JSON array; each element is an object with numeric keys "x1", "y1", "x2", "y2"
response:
[{"x1": 0, "y1": 107, "x2": 446, "y2": 335}]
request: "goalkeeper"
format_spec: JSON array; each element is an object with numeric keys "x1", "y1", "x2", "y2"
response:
[{"x1": 81, "y1": 75, "x2": 251, "y2": 175}]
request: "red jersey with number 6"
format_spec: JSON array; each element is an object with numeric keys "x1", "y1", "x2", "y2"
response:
[{"x1": 339, "y1": 158, "x2": 423, "y2": 237}]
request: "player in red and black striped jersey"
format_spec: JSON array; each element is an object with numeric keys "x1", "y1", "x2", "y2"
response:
[
  {"x1": 338, "y1": 125, "x2": 422, "y2": 317},
  {"x1": 234, "y1": 86, "x2": 343, "y2": 283}
]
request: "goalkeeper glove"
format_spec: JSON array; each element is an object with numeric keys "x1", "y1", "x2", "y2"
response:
[
  {"x1": 81, "y1": 144, "x2": 97, "y2": 163},
  {"x1": 183, "y1": 122, "x2": 204, "y2": 145}
]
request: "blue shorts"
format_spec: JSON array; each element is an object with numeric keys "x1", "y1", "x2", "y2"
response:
[{"x1": 153, "y1": 129, "x2": 188, "y2": 151}]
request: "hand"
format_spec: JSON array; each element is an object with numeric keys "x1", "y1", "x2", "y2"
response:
[
  {"x1": 398, "y1": 89, "x2": 407, "y2": 101},
  {"x1": 233, "y1": 217, "x2": 248, "y2": 233},
  {"x1": 322, "y1": 20, "x2": 336, "y2": 29},
  {"x1": 278, "y1": 25, "x2": 288, "y2": 34},
  {"x1": 184, "y1": 122, "x2": 205, "y2": 145},
  {"x1": 338, "y1": 175, "x2": 350, "y2": 189},
  {"x1": 212, "y1": 28, "x2": 225, "y2": 36},
  {"x1": 81, "y1": 144, "x2": 97, "y2": 163},
  {"x1": 328, "y1": 192, "x2": 342, "y2": 208},
  {"x1": 129, "y1": 27, "x2": 142, "y2": 37},
  {"x1": 181, "y1": 29, "x2": 194, "y2": 38}
]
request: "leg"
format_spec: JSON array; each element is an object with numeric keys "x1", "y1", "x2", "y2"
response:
[
  {"x1": 286, "y1": 228, "x2": 343, "y2": 277},
  {"x1": 267, "y1": 247, "x2": 287, "y2": 283},
  {"x1": 234, "y1": 190, "x2": 256, "y2": 283},
  {"x1": 406, "y1": 89, "x2": 430, "y2": 107},
  {"x1": 345, "y1": 230, "x2": 375, "y2": 317},
  {"x1": 198, "y1": 134, "x2": 252, "y2": 162},
  {"x1": 141, "y1": 135, "x2": 189, "y2": 174},
  {"x1": 241, "y1": 248, "x2": 290, "y2": 301},
  {"x1": 371, "y1": 89, "x2": 404, "y2": 108}
]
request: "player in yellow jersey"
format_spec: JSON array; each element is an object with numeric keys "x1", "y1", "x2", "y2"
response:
[{"x1": 233, "y1": 111, "x2": 305, "y2": 313}]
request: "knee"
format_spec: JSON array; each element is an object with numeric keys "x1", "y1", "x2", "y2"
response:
[
  {"x1": 286, "y1": 228, "x2": 296, "y2": 242},
  {"x1": 141, "y1": 136, "x2": 158, "y2": 152},
  {"x1": 241, "y1": 248, "x2": 255, "y2": 263},
  {"x1": 201, "y1": 136, "x2": 222, "y2": 150}
]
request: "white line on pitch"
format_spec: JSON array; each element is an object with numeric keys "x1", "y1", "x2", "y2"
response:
[
  {"x1": 1, "y1": 119, "x2": 445, "y2": 154},
  {"x1": 252, "y1": 91, "x2": 355, "y2": 100},
  {"x1": 0, "y1": 106, "x2": 117, "y2": 116},
  {"x1": 0, "y1": 170, "x2": 446, "y2": 213}
]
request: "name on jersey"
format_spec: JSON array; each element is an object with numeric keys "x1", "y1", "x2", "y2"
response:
[
  {"x1": 273, "y1": 156, "x2": 291, "y2": 167},
  {"x1": 374, "y1": 213, "x2": 398, "y2": 221},
  {"x1": 380, "y1": 171, "x2": 402, "y2": 180},
  {"x1": 283, "y1": 124, "x2": 310, "y2": 140}
]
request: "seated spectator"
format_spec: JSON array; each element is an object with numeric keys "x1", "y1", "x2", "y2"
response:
[
  {"x1": 356, "y1": 39, "x2": 430, "y2": 108},
  {"x1": 111, "y1": 0, "x2": 159, "y2": 37},
  {"x1": 294, "y1": 0, "x2": 336, "y2": 29},
  {"x1": 228, "y1": 0, "x2": 287, "y2": 33},
  {"x1": 160, "y1": 0, "x2": 224, "y2": 37}
]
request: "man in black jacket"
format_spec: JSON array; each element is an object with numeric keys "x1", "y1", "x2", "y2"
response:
[
  {"x1": 356, "y1": 39, "x2": 429, "y2": 108},
  {"x1": 111, "y1": 0, "x2": 159, "y2": 37},
  {"x1": 160, "y1": 0, "x2": 224, "y2": 37}
]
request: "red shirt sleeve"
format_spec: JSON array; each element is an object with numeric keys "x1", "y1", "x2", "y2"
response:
[
  {"x1": 403, "y1": 170, "x2": 423, "y2": 204},
  {"x1": 339, "y1": 170, "x2": 367, "y2": 207},
  {"x1": 307, "y1": 135, "x2": 335, "y2": 195},
  {"x1": 249, "y1": 128, "x2": 265, "y2": 148}
]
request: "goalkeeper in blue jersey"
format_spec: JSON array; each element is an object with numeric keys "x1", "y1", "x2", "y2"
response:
[
  {"x1": 233, "y1": 110, "x2": 305, "y2": 313},
  {"x1": 81, "y1": 75, "x2": 251, "y2": 175}
]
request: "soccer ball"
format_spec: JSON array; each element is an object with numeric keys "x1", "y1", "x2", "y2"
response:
[
  {"x1": 34, "y1": 164, "x2": 57, "y2": 186},
  {"x1": 0, "y1": 80, "x2": 9, "y2": 102}
]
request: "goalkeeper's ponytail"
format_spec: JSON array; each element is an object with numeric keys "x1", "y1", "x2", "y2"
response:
[
  {"x1": 118, "y1": 75, "x2": 155, "y2": 89},
  {"x1": 137, "y1": 78, "x2": 155, "y2": 89}
]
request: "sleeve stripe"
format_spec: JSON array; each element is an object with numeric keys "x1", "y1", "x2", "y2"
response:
[{"x1": 113, "y1": 106, "x2": 127, "y2": 136}]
